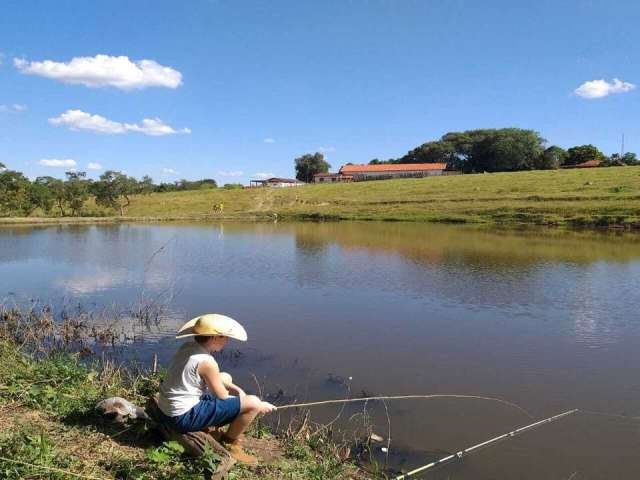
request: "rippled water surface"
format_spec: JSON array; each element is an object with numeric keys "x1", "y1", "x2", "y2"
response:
[{"x1": 2, "y1": 222, "x2": 640, "y2": 479}]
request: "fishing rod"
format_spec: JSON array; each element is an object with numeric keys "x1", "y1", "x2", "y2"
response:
[
  {"x1": 275, "y1": 394, "x2": 532, "y2": 418},
  {"x1": 393, "y1": 409, "x2": 578, "y2": 479}
]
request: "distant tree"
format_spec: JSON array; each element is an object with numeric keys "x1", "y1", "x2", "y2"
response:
[
  {"x1": 294, "y1": 153, "x2": 330, "y2": 183},
  {"x1": 468, "y1": 129, "x2": 545, "y2": 172},
  {"x1": 138, "y1": 175, "x2": 155, "y2": 195},
  {"x1": 0, "y1": 168, "x2": 34, "y2": 216},
  {"x1": 29, "y1": 180, "x2": 54, "y2": 213},
  {"x1": 0, "y1": 162, "x2": 5, "y2": 171},
  {"x1": 534, "y1": 145, "x2": 567, "y2": 170},
  {"x1": 565, "y1": 144, "x2": 605, "y2": 166},
  {"x1": 94, "y1": 170, "x2": 137, "y2": 216},
  {"x1": 34, "y1": 176, "x2": 65, "y2": 215},
  {"x1": 64, "y1": 171, "x2": 89, "y2": 216},
  {"x1": 223, "y1": 183, "x2": 243, "y2": 190},
  {"x1": 622, "y1": 152, "x2": 638, "y2": 165}
]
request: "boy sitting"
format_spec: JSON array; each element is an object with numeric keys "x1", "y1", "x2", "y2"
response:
[{"x1": 157, "y1": 314, "x2": 276, "y2": 465}]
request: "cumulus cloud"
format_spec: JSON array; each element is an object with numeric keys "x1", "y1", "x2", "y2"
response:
[
  {"x1": 0, "y1": 104, "x2": 27, "y2": 113},
  {"x1": 218, "y1": 170, "x2": 244, "y2": 177},
  {"x1": 125, "y1": 118, "x2": 191, "y2": 136},
  {"x1": 49, "y1": 109, "x2": 190, "y2": 136},
  {"x1": 38, "y1": 158, "x2": 77, "y2": 168},
  {"x1": 87, "y1": 162, "x2": 102, "y2": 170},
  {"x1": 162, "y1": 168, "x2": 177, "y2": 175},
  {"x1": 263, "y1": 138, "x2": 276, "y2": 144},
  {"x1": 253, "y1": 172, "x2": 274, "y2": 179},
  {"x1": 574, "y1": 78, "x2": 636, "y2": 99},
  {"x1": 14, "y1": 54, "x2": 182, "y2": 90}
]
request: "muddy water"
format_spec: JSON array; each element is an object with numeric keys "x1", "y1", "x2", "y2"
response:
[{"x1": 2, "y1": 222, "x2": 640, "y2": 479}]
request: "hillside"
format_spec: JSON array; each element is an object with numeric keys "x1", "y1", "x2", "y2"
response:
[
  {"x1": 125, "y1": 167, "x2": 640, "y2": 228},
  {"x1": 3, "y1": 167, "x2": 640, "y2": 228}
]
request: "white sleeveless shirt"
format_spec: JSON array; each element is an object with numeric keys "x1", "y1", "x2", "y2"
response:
[{"x1": 157, "y1": 341, "x2": 213, "y2": 417}]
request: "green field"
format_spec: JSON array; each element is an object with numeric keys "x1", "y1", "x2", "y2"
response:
[{"x1": 4, "y1": 166, "x2": 640, "y2": 228}]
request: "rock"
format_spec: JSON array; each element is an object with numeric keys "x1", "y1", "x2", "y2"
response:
[{"x1": 96, "y1": 397, "x2": 148, "y2": 424}]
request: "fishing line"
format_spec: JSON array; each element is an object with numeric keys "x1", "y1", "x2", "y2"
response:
[{"x1": 275, "y1": 394, "x2": 533, "y2": 418}]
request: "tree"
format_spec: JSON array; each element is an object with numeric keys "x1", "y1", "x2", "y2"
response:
[
  {"x1": 34, "y1": 177, "x2": 66, "y2": 216},
  {"x1": 223, "y1": 183, "x2": 243, "y2": 190},
  {"x1": 565, "y1": 144, "x2": 605, "y2": 166},
  {"x1": 138, "y1": 175, "x2": 155, "y2": 195},
  {"x1": 468, "y1": 129, "x2": 545, "y2": 172},
  {"x1": 534, "y1": 146, "x2": 567, "y2": 170},
  {"x1": 64, "y1": 171, "x2": 89, "y2": 216},
  {"x1": 294, "y1": 153, "x2": 330, "y2": 183},
  {"x1": 0, "y1": 168, "x2": 34, "y2": 216},
  {"x1": 94, "y1": 170, "x2": 137, "y2": 216}
]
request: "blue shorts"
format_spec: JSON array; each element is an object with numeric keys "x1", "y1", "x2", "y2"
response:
[{"x1": 162, "y1": 394, "x2": 241, "y2": 433}]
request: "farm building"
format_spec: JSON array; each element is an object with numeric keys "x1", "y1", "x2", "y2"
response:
[
  {"x1": 249, "y1": 177, "x2": 305, "y2": 188},
  {"x1": 562, "y1": 160, "x2": 602, "y2": 169},
  {"x1": 339, "y1": 163, "x2": 449, "y2": 181},
  {"x1": 312, "y1": 173, "x2": 354, "y2": 184}
]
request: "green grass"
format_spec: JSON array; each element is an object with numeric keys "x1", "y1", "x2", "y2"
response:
[
  {"x1": 0, "y1": 335, "x2": 369, "y2": 480},
  {"x1": 3, "y1": 166, "x2": 640, "y2": 228}
]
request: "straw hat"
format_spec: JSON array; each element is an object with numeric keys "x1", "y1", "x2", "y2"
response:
[{"x1": 176, "y1": 314, "x2": 248, "y2": 341}]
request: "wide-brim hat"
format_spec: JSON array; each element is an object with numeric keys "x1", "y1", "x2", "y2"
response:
[{"x1": 176, "y1": 314, "x2": 248, "y2": 341}]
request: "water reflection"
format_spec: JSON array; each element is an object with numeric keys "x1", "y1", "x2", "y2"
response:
[{"x1": 2, "y1": 222, "x2": 640, "y2": 478}]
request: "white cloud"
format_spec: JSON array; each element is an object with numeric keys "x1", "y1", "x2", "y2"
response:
[
  {"x1": 0, "y1": 104, "x2": 27, "y2": 113},
  {"x1": 318, "y1": 146, "x2": 336, "y2": 153},
  {"x1": 218, "y1": 170, "x2": 244, "y2": 177},
  {"x1": 49, "y1": 110, "x2": 126, "y2": 134},
  {"x1": 14, "y1": 54, "x2": 182, "y2": 90},
  {"x1": 87, "y1": 162, "x2": 103, "y2": 170},
  {"x1": 263, "y1": 138, "x2": 276, "y2": 144},
  {"x1": 162, "y1": 168, "x2": 177, "y2": 175},
  {"x1": 38, "y1": 158, "x2": 77, "y2": 168},
  {"x1": 49, "y1": 109, "x2": 190, "y2": 136},
  {"x1": 253, "y1": 172, "x2": 274, "y2": 179},
  {"x1": 574, "y1": 78, "x2": 636, "y2": 99},
  {"x1": 125, "y1": 118, "x2": 191, "y2": 136}
]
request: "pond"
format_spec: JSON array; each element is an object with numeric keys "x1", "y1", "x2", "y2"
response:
[{"x1": 2, "y1": 222, "x2": 640, "y2": 479}]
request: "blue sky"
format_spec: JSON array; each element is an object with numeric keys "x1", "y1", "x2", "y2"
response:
[{"x1": 1, "y1": 0, "x2": 638, "y2": 184}]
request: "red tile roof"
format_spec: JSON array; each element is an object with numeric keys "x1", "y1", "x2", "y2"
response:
[
  {"x1": 573, "y1": 160, "x2": 602, "y2": 168},
  {"x1": 340, "y1": 163, "x2": 447, "y2": 173}
]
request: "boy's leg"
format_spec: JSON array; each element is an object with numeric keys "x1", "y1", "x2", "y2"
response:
[
  {"x1": 225, "y1": 394, "x2": 260, "y2": 439},
  {"x1": 220, "y1": 395, "x2": 261, "y2": 465}
]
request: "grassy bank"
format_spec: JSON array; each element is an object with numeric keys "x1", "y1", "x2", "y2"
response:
[
  {"x1": 3, "y1": 166, "x2": 640, "y2": 229},
  {"x1": 0, "y1": 306, "x2": 371, "y2": 480},
  {"x1": 120, "y1": 166, "x2": 640, "y2": 227}
]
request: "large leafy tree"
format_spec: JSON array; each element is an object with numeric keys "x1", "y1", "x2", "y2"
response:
[
  {"x1": 565, "y1": 144, "x2": 605, "y2": 166},
  {"x1": 294, "y1": 153, "x2": 330, "y2": 183},
  {"x1": 394, "y1": 128, "x2": 545, "y2": 172},
  {"x1": 64, "y1": 171, "x2": 89, "y2": 216},
  {"x1": 468, "y1": 129, "x2": 545, "y2": 172},
  {"x1": 94, "y1": 170, "x2": 137, "y2": 216}
]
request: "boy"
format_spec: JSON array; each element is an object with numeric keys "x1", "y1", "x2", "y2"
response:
[{"x1": 157, "y1": 313, "x2": 276, "y2": 465}]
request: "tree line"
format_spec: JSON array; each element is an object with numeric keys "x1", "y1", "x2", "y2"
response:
[
  {"x1": 369, "y1": 128, "x2": 638, "y2": 172},
  {"x1": 0, "y1": 163, "x2": 220, "y2": 217}
]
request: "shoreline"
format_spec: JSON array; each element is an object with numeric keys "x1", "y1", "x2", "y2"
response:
[{"x1": 1, "y1": 213, "x2": 640, "y2": 232}]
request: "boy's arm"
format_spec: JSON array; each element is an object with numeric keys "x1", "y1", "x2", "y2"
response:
[{"x1": 198, "y1": 358, "x2": 230, "y2": 400}]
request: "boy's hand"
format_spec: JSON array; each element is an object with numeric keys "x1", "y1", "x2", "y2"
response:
[{"x1": 258, "y1": 401, "x2": 277, "y2": 414}]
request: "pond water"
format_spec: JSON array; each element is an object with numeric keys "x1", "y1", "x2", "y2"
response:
[{"x1": 2, "y1": 222, "x2": 640, "y2": 479}]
